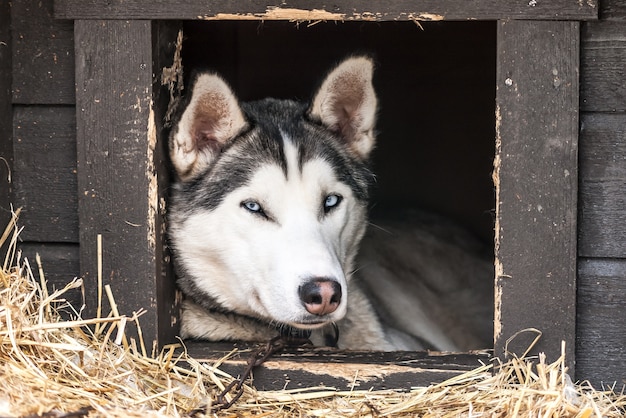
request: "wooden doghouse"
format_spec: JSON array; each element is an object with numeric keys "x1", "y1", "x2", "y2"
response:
[{"x1": 1, "y1": 0, "x2": 625, "y2": 389}]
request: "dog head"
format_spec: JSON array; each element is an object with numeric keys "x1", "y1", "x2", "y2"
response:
[{"x1": 169, "y1": 56, "x2": 377, "y2": 331}]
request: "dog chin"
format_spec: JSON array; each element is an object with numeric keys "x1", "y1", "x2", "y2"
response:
[{"x1": 285, "y1": 317, "x2": 336, "y2": 330}]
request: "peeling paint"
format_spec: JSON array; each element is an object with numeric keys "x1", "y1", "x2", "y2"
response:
[
  {"x1": 146, "y1": 102, "x2": 157, "y2": 252},
  {"x1": 161, "y1": 30, "x2": 184, "y2": 127},
  {"x1": 200, "y1": 7, "x2": 346, "y2": 22},
  {"x1": 410, "y1": 13, "x2": 445, "y2": 21},
  {"x1": 493, "y1": 104, "x2": 503, "y2": 342},
  {"x1": 197, "y1": 7, "x2": 445, "y2": 22}
]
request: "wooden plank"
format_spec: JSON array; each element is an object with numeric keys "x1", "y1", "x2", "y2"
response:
[
  {"x1": 581, "y1": 21, "x2": 626, "y2": 113},
  {"x1": 12, "y1": 106, "x2": 78, "y2": 243},
  {"x1": 12, "y1": 0, "x2": 75, "y2": 105},
  {"x1": 187, "y1": 342, "x2": 492, "y2": 390},
  {"x1": 75, "y1": 20, "x2": 178, "y2": 349},
  {"x1": 152, "y1": 20, "x2": 183, "y2": 347},
  {"x1": 54, "y1": 0, "x2": 598, "y2": 21},
  {"x1": 17, "y1": 243, "x2": 82, "y2": 314},
  {"x1": 599, "y1": 0, "x2": 626, "y2": 20},
  {"x1": 578, "y1": 113, "x2": 626, "y2": 258},
  {"x1": 576, "y1": 258, "x2": 626, "y2": 388},
  {"x1": 0, "y1": 0, "x2": 13, "y2": 241},
  {"x1": 494, "y1": 20, "x2": 579, "y2": 371}
]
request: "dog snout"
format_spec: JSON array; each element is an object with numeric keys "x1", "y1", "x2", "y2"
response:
[{"x1": 299, "y1": 278, "x2": 342, "y2": 316}]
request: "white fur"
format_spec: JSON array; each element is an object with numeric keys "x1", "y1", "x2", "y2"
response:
[
  {"x1": 310, "y1": 56, "x2": 377, "y2": 158},
  {"x1": 173, "y1": 138, "x2": 363, "y2": 329},
  {"x1": 170, "y1": 56, "x2": 493, "y2": 352},
  {"x1": 170, "y1": 74, "x2": 247, "y2": 180}
]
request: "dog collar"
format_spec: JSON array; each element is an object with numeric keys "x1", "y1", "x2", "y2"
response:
[
  {"x1": 278, "y1": 323, "x2": 340, "y2": 347},
  {"x1": 279, "y1": 326, "x2": 312, "y2": 341}
]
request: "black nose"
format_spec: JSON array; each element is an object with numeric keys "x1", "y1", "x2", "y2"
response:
[{"x1": 299, "y1": 278, "x2": 342, "y2": 316}]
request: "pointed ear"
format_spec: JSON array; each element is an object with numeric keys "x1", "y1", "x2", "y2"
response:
[
  {"x1": 169, "y1": 73, "x2": 247, "y2": 180},
  {"x1": 310, "y1": 56, "x2": 377, "y2": 160}
]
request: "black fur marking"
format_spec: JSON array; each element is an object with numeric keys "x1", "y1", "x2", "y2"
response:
[
  {"x1": 171, "y1": 98, "x2": 373, "y2": 217},
  {"x1": 169, "y1": 96, "x2": 375, "y2": 317}
]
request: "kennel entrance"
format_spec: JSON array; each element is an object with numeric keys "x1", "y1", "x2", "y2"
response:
[{"x1": 55, "y1": 0, "x2": 590, "y2": 389}]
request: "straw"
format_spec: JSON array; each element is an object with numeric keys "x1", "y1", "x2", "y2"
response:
[{"x1": 1, "y1": 210, "x2": 625, "y2": 417}]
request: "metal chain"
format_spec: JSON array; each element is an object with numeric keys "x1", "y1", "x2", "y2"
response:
[
  {"x1": 211, "y1": 336, "x2": 285, "y2": 412},
  {"x1": 204, "y1": 332, "x2": 313, "y2": 414}
]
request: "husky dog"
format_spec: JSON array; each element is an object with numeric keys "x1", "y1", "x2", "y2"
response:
[{"x1": 168, "y1": 56, "x2": 493, "y2": 351}]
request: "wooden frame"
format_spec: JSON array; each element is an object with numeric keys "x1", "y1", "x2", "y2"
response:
[
  {"x1": 58, "y1": 0, "x2": 593, "y2": 388},
  {"x1": 494, "y1": 20, "x2": 579, "y2": 373},
  {"x1": 0, "y1": 0, "x2": 13, "y2": 236},
  {"x1": 56, "y1": 0, "x2": 598, "y2": 21}
]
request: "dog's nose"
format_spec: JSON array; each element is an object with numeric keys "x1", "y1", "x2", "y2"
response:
[{"x1": 299, "y1": 279, "x2": 342, "y2": 316}]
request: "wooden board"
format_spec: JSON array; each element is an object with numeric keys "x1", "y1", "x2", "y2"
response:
[
  {"x1": 576, "y1": 258, "x2": 626, "y2": 388},
  {"x1": 17, "y1": 243, "x2": 81, "y2": 313},
  {"x1": 599, "y1": 0, "x2": 626, "y2": 19},
  {"x1": 578, "y1": 113, "x2": 626, "y2": 258},
  {"x1": 494, "y1": 20, "x2": 579, "y2": 372},
  {"x1": 12, "y1": 0, "x2": 75, "y2": 105},
  {"x1": 187, "y1": 342, "x2": 492, "y2": 390},
  {"x1": 0, "y1": 0, "x2": 13, "y2": 241},
  {"x1": 12, "y1": 106, "x2": 78, "y2": 243},
  {"x1": 54, "y1": 0, "x2": 598, "y2": 21},
  {"x1": 581, "y1": 21, "x2": 626, "y2": 113},
  {"x1": 74, "y1": 19, "x2": 180, "y2": 349}
]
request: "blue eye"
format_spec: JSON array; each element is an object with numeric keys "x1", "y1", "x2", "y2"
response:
[
  {"x1": 242, "y1": 200, "x2": 263, "y2": 214},
  {"x1": 324, "y1": 194, "x2": 342, "y2": 213}
]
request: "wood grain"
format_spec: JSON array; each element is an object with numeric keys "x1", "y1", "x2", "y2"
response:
[
  {"x1": 74, "y1": 19, "x2": 181, "y2": 348},
  {"x1": 187, "y1": 342, "x2": 492, "y2": 390},
  {"x1": 54, "y1": 0, "x2": 598, "y2": 21},
  {"x1": 75, "y1": 20, "x2": 162, "y2": 348},
  {"x1": 578, "y1": 113, "x2": 626, "y2": 258},
  {"x1": 0, "y1": 0, "x2": 13, "y2": 241},
  {"x1": 576, "y1": 258, "x2": 626, "y2": 388},
  {"x1": 494, "y1": 20, "x2": 579, "y2": 372},
  {"x1": 581, "y1": 21, "x2": 626, "y2": 113},
  {"x1": 17, "y1": 243, "x2": 81, "y2": 314},
  {"x1": 12, "y1": 106, "x2": 78, "y2": 243},
  {"x1": 599, "y1": 0, "x2": 626, "y2": 19},
  {"x1": 11, "y1": 0, "x2": 75, "y2": 105}
]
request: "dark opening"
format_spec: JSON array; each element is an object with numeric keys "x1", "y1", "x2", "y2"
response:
[
  {"x1": 182, "y1": 20, "x2": 496, "y2": 242},
  {"x1": 179, "y1": 20, "x2": 496, "y2": 351}
]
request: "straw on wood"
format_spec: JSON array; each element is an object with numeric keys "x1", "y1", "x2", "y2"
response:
[{"x1": 1, "y1": 211, "x2": 625, "y2": 417}]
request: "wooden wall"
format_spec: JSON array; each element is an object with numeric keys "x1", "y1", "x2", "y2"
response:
[
  {"x1": 576, "y1": 0, "x2": 626, "y2": 387},
  {"x1": 1, "y1": 0, "x2": 625, "y2": 388},
  {"x1": 5, "y1": 0, "x2": 81, "y2": 303}
]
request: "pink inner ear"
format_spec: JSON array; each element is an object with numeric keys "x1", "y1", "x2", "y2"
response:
[
  {"x1": 192, "y1": 119, "x2": 220, "y2": 152},
  {"x1": 332, "y1": 100, "x2": 360, "y2": 144}
]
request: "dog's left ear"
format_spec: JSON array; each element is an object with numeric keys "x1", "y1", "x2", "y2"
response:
[{"x1": 310, "y1": 56, "x2": 377, "y2": 160}]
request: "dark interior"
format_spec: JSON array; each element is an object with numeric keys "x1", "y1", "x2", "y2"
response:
[{"x1": 182, "y1": 20, "x2": 496, "y2": 244}]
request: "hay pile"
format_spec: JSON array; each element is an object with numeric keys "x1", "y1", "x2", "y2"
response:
[{"x1": 1, "y1": 213, "x2": 625, "y2": 417}]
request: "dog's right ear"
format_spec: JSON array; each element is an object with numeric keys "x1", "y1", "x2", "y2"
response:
[{"x1": 169, "y1": 73, "x2": 247, "y2": 181}]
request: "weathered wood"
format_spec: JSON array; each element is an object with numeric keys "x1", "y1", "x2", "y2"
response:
[
  {"x1": 578, "y1": 113, "x2": 626, "y2": 259},
  {"x1": 494, "y1": 20, "x2": 578, "y2": 371},
  {"x1": 12, "y1": 0, "x2": 75, "y2": 105},
  {"x1": 576, "y1": 258, "x2": 626, "y2": 388},
  {"x1": 187, "y1": 342, "x2": 492, "y2": 390},
  {"x1": 54, "y1": 0, "x2": 598, "y2": 21},
  {"x1": 599, "y1": 0, "x2": 626, "y2": 20},
  {"x1": 581, "y1": 21, "x2": 626, "y2": 113},
  {"x1": 74, "y1": 20, "x2": 179, "y2": 348},
  {"x1": 12, "y1": 106, "x2": 78, "y2": 243},
  {"x1": 0, "y1": 0, "x2": 13, "y2": 239},
  {"x1": 17, "y1": 243, "x2": 82, "y2": 313},
  {"x1": 152, "y1": 20, "x2": 183, "y2": 347}
]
